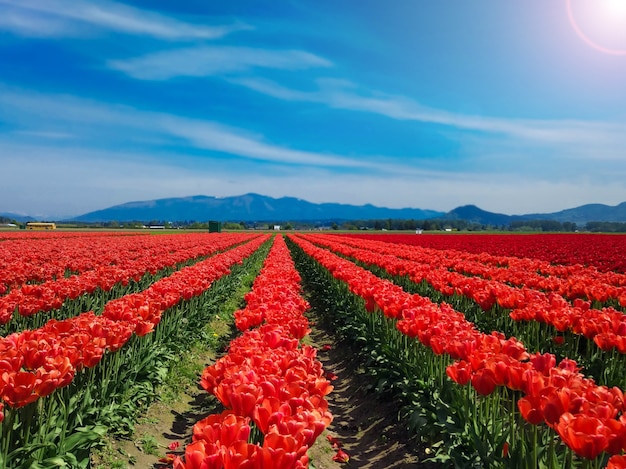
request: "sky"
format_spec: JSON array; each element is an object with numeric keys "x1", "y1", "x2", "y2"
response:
[{"x1": 1, "y1": 0, "x2": 626, "y2": 219}]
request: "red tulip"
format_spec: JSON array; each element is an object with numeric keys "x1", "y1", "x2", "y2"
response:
[
  {"x1": 502, "y1": 441, "x2": 509, "y2": 458},
  {"x1": 471, "y1": 368, "x2": 498, "y2": 396},
  {"x1": 607, "y1": 455, "x2": 626, "y2": 469},
  {"x1": 446, "y1": 361, "x2": 472, "y2": 386},
  {"x1": 1, "y1": 370, "x2": 38, "y2": 408},
  {"x1": 518, "y1": 395, "x2": 544, "y2": 425},
  {"x1": 332, "y1": 448, "x2": 350, "y2": 463},
  {"x1": 556, "y1": 412, "x2": 611, "y2": 460}
]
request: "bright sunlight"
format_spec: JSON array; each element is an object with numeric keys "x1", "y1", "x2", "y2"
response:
[{"x1": 566, "y1": 0, "x2": 626, "y2": 55}]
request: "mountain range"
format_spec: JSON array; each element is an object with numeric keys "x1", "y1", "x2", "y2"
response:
[
  {"x1": 68, "y1": 194, "x2": 443, "y2": 224},
  {"x1": 3, "y1": 194, "x2": 626, "y2": 225},
  {"x1": 443, "y1": 203, "x2": 626, "y2": 226}
]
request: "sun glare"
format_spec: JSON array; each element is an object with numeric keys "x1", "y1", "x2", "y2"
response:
[{"x1": 566, "y1": 0, "x2": 626, "y2": 55}]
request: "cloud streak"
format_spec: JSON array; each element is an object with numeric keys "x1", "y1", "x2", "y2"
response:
[
  {"x1": 0, "y1": 86, "x2": 401, "y2": 173},
  {"x1": 231, "y1": 77, "x2": 626, "y2": 156},
  {"x1": 108, "y1": 46, "x2": 332, "y2": 80},
  {"x1": 157, "y1": 117, "x2": 368, "y2": 168},
  {"x1": 2, "y1": 87, "x2": 624, "y2": 218},
  {"x1": 0, "y1": 0, "x2": 249, "y2": 39},
  {"x1": 3, "y1": 142, "x2": 625, "y2": 218}
]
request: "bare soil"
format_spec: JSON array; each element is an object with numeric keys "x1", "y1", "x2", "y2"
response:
[
  {"x1": 305, "y1": 315, "x2": 440, "y2": 469},
  {"x1": 92, "y1": 314, "x2": 439, "y2": 468}
]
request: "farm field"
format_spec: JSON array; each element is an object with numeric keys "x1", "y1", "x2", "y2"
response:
[
  {"x1": 1, "y1": 231, "x2": 626, "y2": 468},
  {"x1": 344, "y1": 232, "x2": 626, "y2": 274}
]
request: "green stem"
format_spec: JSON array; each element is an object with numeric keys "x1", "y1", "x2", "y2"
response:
[
  {"x1": 533, "y1": 424, "x2": 538, "y2": 469},
  {"x1": 1, "y1": 406, "x2": 16, "y2": 469}
]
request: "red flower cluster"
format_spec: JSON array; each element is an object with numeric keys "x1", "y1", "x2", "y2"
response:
[
  {"x1": 0, "y1": 235, "x2": 268, "y2": 413},
  {"x1": 173, "y1": 236, "x2": 333, "y2": 469},
  {"x1": 233, "y1": 242, "x2": 310, "y2": 339},
  {"x1": 304, "y1": 233, "x2": 626, "y2": 353},
  {"x1": 510, "y1": 295, "x2": 626, "y2": 353},
  {"x1": 1, "y1": 232, "x2": 139, "y2": 289},
  {"x1": 290, "y1": 234, "x2": 626, "y2": 461},
  {"x1": 345, "y1": 233, "x2": 626, "y2": 274},
  {"x1": 101, "y1": 236, "x2": 267, "y2": 337},
  {"x1": 0, "y1": 233, "x2": 259, "y2": 324},
  {"x1": 0, "y1": 312, "x2": 134, "y2": 407}
]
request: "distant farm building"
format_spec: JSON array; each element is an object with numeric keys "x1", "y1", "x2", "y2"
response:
[{"x1": 26, "y1": 222, "x2": 56, "y2": 230}]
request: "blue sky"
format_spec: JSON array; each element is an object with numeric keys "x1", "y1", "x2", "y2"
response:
[{"x1": 1, "y1": 0, "x2": 625, "y2": 218}]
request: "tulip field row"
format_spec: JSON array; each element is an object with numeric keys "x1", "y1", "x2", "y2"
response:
[
  {"x1": 171, "y1": 235, "x2": 333, "y2": 469},
  {"x1": 302, "y1": 233, "x2": 626, "y2": 360},
  {"x1": 287, "y1": 233, "x2": 626, "y2": 468},
  {"x1": 1, "y1": 231, "x2": 626, "y2": 468},
  {"x1": 0, "y1": 232, "x2": 270, "y2": 467},
  {"x1": 0, "y1": 233, "x2": 260, "y2": 331},
  {"x1": 348, "y1": 233, "x2": 626, "y2": 274}
]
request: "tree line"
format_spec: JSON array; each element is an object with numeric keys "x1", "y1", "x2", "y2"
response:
[{"x1": 4, "y1": 217, "x2": 626, "y2": 232}]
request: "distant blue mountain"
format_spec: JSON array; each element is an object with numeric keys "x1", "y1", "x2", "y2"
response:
[
  {"x1": 10, "y1": 195, "x2": 626, "y2": 224},
  {"x1": 443, "y1": 203, "x2": 626, "y2": 225},
  {"x1": 0, "y1": 212, "x2": 36, "y2": 223},
  {"x1": 68, "y1": 193, "x2": 445, "y2": 223},
  {"x1": 523, "y1": 202, "x2": 626, "y2": 224}
]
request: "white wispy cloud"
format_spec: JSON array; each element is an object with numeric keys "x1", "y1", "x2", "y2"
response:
[
  {"x1": 2, "y1": 86, "x2": 626, "y2": 218},
  {"x1": 0, "y1": 0, "x2": 249, "y2": 39},
  {"x1": 108, "y1": 46, "x2": 332, "y2": 80},
  {"x1": 13, "y1": 130, "x2": 75, "y2": 140},
  {"x1": 3, "y1": 142, "x2": 625, "y2": 218},
  {"x1": 231, "y1": 77, "x2": 626, "y2": 156},
  {"x1": 0, "y1": 86, "x2": 394, "y2": 172},
  {"x1": 157, "y1": 117, "x2": 362, "y2": 168}
]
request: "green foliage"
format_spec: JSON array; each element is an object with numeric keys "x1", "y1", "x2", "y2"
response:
[
  {"x1": 1, "y1": 237, "x2": 273, "y2": 468},
  {"x1": 287, "y1": 237, "x2": 521, "y2": 469},
  {"x1": 0, "y1": 251, "x2": 214, "y2": 337},
  {"x1": 138, "y1": 434, "x2": 159, "y2": 456},
  {"x1": 348, "y1": 252, "x2": 626, "y2": 392},
  {"x1": 586, "y1": 221, "x2": 626, "y2": 232}
]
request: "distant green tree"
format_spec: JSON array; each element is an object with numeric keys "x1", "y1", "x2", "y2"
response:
[{"x1": 586, "y1": 221, "x2": 626, "y2": 232}]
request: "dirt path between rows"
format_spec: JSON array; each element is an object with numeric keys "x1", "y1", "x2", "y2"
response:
[
  {"x1": 305, "y1": 313, "x2": 440, "y2": 469},
  {"x1": 94, "y1": 312, "x2": 440, "y2": 468}
]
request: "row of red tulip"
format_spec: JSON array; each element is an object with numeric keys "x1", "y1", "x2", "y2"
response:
[
  {"x1": 172, "y1": 235, "x2": 334, "y2": 469},
  {"x1": 0, "y1": 235, "x2": 269, "y2": 418},
  {"x1": 1, "y1": 232, "x2": 145, "y2": 291},
  {"x1": 306, "y1": 234, "x2": 626, "y2": 354},
  {"x1": 412, "y1": 234, "x2": 626, "y2": 285},
  {"x1": 0, "y1": 233, "x2": 258, "y2": 325},
  {"x1": 290, "y1": 234, "x2": 626, "y2": 466},
  {"x1": 0, "y1": 232, "x2": 240, "y2": 294},
  {"x1": 330, "y1": 234, "x2": 626, "y2": 303},
  {"x1": 0, "y1": 230, "x2": 133, "y2": 241},
  {"x1": 347, "y1": 233, "x2": 626, "y2": 274}
]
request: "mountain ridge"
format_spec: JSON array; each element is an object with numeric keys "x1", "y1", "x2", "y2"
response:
[
  {"x1": 442, "y1": 202, "x2": 626, "y2": 225},
  {"x1": 5, "y1": 195, "x2": 626, "y2": 225},
  {"x1": 69, "y1": 193, "x2": 445, "y2": 223}
]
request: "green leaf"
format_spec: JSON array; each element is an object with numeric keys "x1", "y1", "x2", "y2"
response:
[{"x1": 61, "y1": 425, "x2": 107, "y2": 453}]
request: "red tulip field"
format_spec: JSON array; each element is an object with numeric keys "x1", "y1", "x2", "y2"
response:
[{"x1": 1, "y1": 231, "x2": 626, "y2": 468}]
